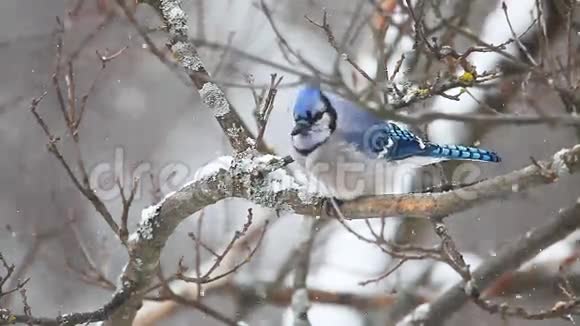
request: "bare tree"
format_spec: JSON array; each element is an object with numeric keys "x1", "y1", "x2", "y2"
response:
[{"x1": 1, "y1": 0, "x2": 580, "y2": 325}]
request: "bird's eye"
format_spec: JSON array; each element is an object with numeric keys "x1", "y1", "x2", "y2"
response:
[{"x1": 313, "y1": 111, "x2": 323, "y2": 121}]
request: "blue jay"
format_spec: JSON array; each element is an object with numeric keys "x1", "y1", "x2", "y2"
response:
[{"x1": 290, "y1": 86, "x2": 500, "y2": 199}]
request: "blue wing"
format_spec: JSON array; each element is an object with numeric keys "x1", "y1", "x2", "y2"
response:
[
  {"x1": 322, "y1": 90, "x2": 501, "y2": 163},
  {"x1": 351, "y1": 122, "x2": 431, "y2": 160},
  {"x1": 344, "y1": 122, "x2": 501, "y2": 163}
]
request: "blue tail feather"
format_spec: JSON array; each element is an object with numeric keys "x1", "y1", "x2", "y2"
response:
[{"x1": 426, "y1": 144, "x2": 501, "y2": 162}]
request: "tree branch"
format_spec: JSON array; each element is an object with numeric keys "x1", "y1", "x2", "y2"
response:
[
  {"x1": 0, "y1": 285, "x2": 134, "y2": 326},
  {"x1": 7, "y1": 135, "x2": 579, "y2": 325},
  {"x1": 290, "y1": 219, "x2": 321, "y2": 326},
  {"x1": 413, "y1": 200, "x2": 580, "y2": 325},
  {"x1": 332, "y1": 144, "x2": 580, "y2": 219},
  {"x1": 103, "y1": 144, "x2": 578, "y2": 324},
  {"x1": 15, "y1": 1, "x2": 580, "y2": 324},
  {"x1": 141, "y1": 0, "x2": 255, "y2": 153}
]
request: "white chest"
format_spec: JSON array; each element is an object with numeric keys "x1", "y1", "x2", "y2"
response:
[{"x1": 292, "y1": 135, "x2": 416, "y2": 199}]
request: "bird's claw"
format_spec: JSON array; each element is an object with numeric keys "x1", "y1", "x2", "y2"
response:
[{"x1": 322, "y1": 197, "x2": 343, "y2": 218}]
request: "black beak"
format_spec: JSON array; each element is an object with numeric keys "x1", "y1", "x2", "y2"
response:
[{"x1": 291, "y1": 120, "x2": 311, "y2": 136}]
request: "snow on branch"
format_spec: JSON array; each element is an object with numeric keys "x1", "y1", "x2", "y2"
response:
[
  {"x1": 9, "y1": 1, "x2": 580, "y2": 325},
  {"x1": 6, "y1": 140, "x2": 579, "y2": 324}
]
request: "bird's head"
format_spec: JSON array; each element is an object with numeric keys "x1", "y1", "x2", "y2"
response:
[{"x1": 291, "y1": 87, "x2": 337, "y2": 155}]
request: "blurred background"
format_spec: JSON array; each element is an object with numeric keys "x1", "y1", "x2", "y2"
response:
[{"x1": 1, "y1": 0, "x2": 580, "y2": 325}]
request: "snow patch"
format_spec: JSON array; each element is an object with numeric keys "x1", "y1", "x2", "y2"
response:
[
  {"x1": 291, "y1": 288, "x2": 310, "y2": 317},
  {"x1": 231, "y1": 154, "x2": 315, "y2": 210},
  {"x1": 191, "y1": 156, "x2": 234, "y2": 183},
  {"x1": 520, "y1": 239, "x2": 573, "y2": 271},
  {"x1": 128, "y1": 204, "x2": 161, "y2": 242},
  {"x1": 552, "y1": 147, "x2": 573, "y2": 176}
]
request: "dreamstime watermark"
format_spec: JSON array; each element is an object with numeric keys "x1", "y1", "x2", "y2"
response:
[
  {"x1": 295, "y1": 156, "x2": 483, "y2": 200},
  {"x1": 89, "y1": 147, "x2": 191, "y2": 201},
  {"x1": 88, "y1": 147, "x2": 486, "y2": 203}
]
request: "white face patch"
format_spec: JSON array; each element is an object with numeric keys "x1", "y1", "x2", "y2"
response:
[
  {"x1": 291, "y1": 112, "x2": 333, "y2": 154},
  {"x1": 314, "y1": 112, "x2": 332, "y2": 130}
]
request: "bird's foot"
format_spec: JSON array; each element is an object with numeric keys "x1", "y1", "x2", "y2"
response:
[{"x1": 322, "y1": 197, "x2": 344, "y2": 218}]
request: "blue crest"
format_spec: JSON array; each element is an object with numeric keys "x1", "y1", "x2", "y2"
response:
[{"x1": 293, "y1": 86, "x2": 324, "y2": 121}]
